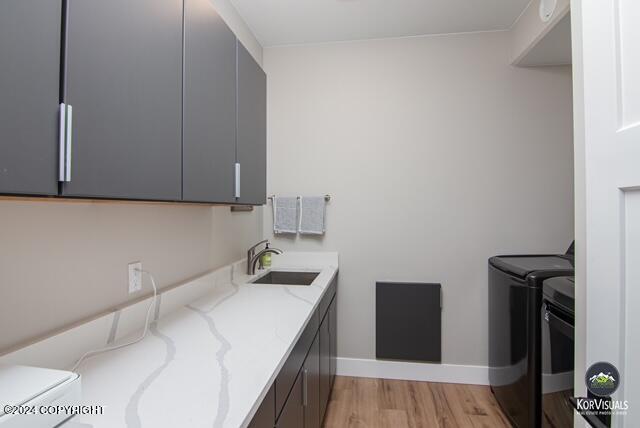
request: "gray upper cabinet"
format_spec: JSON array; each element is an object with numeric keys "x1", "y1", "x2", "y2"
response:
[
  {"x1": 183, "y1": 0, "x2": 237, "y2": 203},
  {"x1": 236, "y1": 42, "x2": 267, "y2": 205},
  {"x1": 0, "y1": 0, "x2": 61, "y2": 196},
  {"x1": 1, "y1": 0, "x2": 266, "y2": 204},
  {"x1": 61, "y1": 0, "x2": 183, "y2": 200}
]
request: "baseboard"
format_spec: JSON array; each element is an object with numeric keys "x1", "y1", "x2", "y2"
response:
[{"x1": 336, "y1": 357, "x2": 489, "y2": 386}]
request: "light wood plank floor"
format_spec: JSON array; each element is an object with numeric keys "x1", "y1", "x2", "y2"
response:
[{"x1": 323, "y1": 376, "x2": 511, "y2": 428}]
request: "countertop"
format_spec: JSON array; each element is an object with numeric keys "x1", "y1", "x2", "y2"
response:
[{"x1": 72, "y1": 252, "x2": 338, "y2": 428}]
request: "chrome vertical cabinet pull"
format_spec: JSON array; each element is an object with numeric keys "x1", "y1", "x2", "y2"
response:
[
  {"x1": 58, "y1": 103, "x2": 66, "y2": 182},
  {"x1": 65, "y1": 104, "x2": 73, "y2": 182},
  {"x1": 235, "y1": 162, "x2": 241, "y2": 198},
  {"x1": 302, "y1": 368, "x2": 308, "y2": 406},
  {"x1": 58, "y1": 103, "x2": 73, "y2": 182}
]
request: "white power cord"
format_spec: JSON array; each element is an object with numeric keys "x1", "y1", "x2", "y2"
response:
[{"x1": 70, "y1": 269, "x2": 158, "y2": 372}]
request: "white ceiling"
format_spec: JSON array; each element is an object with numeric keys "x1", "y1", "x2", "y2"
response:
[{"x1": 229, "y1": 0, "x2": 532, "y2": 47}]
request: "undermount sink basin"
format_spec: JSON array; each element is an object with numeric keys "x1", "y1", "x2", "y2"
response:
[{"x1": 250, "y1": 271, "x2": 320, "y2": 286}]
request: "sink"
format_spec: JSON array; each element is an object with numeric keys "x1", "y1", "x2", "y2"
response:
[{"x1": 250, "y1": 271, "x2": 320, "y2": 286}]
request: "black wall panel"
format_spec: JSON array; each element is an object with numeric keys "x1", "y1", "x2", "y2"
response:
[{"x1": 376, "y1": 281, "x2": 442, "y2": 363}]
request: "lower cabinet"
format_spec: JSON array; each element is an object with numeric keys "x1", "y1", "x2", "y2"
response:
[
  {"x1": 319, "y1": 310, "x2": 331, "y2": 421},
  {"x1": 304, "y1": 333, "x2": 321, "y2": 428},
  {"x1": 249, "y1": 278, "x2": 337, "y2": 428},
  {"x1": 276, "y1": 372, "x2": 304, "y2": 428},
  {"x1": 329, "y1": 298, "x2": 337, "y2": 386},
  {"x1": 248, "y1": 386, "x2": 275, "y2": 428}
]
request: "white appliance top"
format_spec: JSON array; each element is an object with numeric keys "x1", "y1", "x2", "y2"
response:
[{"x1": 0, "y1": 365, "x2": 76, "y2": 416}]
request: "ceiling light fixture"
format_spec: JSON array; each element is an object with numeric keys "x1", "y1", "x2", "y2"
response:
[{"x1": 539, "y1": 0, "x2": 557, "y2": 22}]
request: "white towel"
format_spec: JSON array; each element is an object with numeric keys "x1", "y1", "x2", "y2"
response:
[
  {"x1": 298, "y1": 196, "x2": 327, "y2": 235},
  {"x1": 273, "y1": 196, "x2": 299, "y2": 234}
]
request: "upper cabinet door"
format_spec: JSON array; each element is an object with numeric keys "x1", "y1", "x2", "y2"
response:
[
  {"x1": 183, "y1": 0, "x2": 237, "y2": 203},
  {"x1": 61, "y1": 0, "x2": 183, "y2": 200},
  {"x1": 0, "y1": 0, "x2": 61, "y2": 196},
  {"x1": 236, "y1": 42, "x2": 266, "y2": 205}
]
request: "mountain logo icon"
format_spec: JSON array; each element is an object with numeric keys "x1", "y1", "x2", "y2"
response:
[{"x1": 585, "y1": 362, "x2": 620, "y2": 397}]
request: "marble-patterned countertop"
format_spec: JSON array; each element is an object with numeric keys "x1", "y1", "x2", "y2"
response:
[{"x1": 72, "y1": 252, "x2": 338, "y2": 428}]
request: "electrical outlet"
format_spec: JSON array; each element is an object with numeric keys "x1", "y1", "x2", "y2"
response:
[{"x1": 128, "y1": 262, "x2": 142, "y2": 294}]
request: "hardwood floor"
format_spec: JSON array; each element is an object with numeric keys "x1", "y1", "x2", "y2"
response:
[{"x1": 323, "y1": 376, "x2": 511, "y2": 428}]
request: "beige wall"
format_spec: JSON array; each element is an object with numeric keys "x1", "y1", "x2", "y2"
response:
[
  {"x1": 263, "y1": 31, "x2": 574, "y2": 366},
  {"x1": 0, "y1": 201, "x2": 262, "y2": 353}
]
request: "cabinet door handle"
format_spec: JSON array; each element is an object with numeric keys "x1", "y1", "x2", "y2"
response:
[
  {"x1": 302, "y1": 368, "x2": 308, "y2": 407},
  {"x1": 235, "y1": 162, "x2": 241, "y2": 198},
  {"x1": 58, "y1": 103, "x2": 66, "y2": 182},
  {"x1": 65, "y1": 104, "x2": 73, "y2": 182}
]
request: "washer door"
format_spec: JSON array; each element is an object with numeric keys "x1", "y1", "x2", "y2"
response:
[{"x1": 541, "y1": 302, "x2": 575, "y2": 427}]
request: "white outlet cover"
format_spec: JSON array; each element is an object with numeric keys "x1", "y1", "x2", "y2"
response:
[{"x1": 128, "y1": 262, "x2": 142, "y2": 294}]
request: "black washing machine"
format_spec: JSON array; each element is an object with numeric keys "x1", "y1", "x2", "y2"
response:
[
  {"x1": 541, "y1": 276, "x2": 575, "y2": 427},
  {"x1": 488, "y1": 245, "x2": 574, "y2": 428}
]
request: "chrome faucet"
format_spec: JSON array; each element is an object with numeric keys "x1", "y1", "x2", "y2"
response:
[{"x1": 247, "y1": 240, "x2": 283, "y2": 275}]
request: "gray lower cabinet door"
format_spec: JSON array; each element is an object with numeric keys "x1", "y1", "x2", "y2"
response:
[
  {"x1": 0, "y1": 0, "x2": 61, "y2": 196},
  {"x1": 319, "y1": 312, "x2": 331, "y2": 421},
  {"x1": 236, "y1": 42, "x2": 266, "y2": 205},
  {"x1": 275, "y1": 311, "x2": 319, "y2": 417},
  {"x1": 329, "y1": 298, "x2": 337, "y2": 387},
  {"x1": 183, "y1": 0, "x2": 236, "y2": 203},
  {"x1": 249, "y1": 384, "x2": 275, "y2": 428},
  {"x1": 304, "y1": 333, "x2": 321, "y2": 428},
  {"x1": 61, "y1": 0, "x2": 183, "y2": 200},
  {"x1": 276, "y1": 370, "x2": 304, "y2": 428}
]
